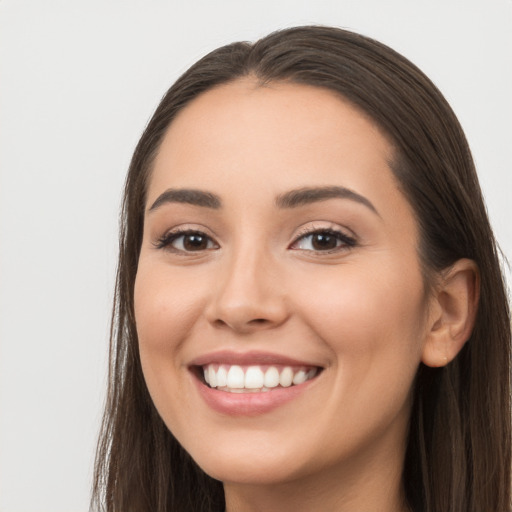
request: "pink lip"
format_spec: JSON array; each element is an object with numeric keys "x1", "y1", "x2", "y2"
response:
[
  {"x1": 189, "y1": 350, "x2": 320, "y2": 368},
  {"x1": 193, "y1": 376, "x2": 317, "y2": 416}
]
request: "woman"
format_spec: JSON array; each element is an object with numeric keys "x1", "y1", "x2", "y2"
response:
[{"x1": 91, "y1": 26, "x2": 511, "y2": 512}]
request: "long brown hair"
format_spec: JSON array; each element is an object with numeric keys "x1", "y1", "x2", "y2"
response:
[{"x1": 91, "y1": 26, "x2": 511, "y2": 512}]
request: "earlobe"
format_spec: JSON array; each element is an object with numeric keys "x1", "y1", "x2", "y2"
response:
[{"x1": 421, "y1": 258, "x2": 480, "y2": 368}]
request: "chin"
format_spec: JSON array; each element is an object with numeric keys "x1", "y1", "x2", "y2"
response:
[
  {"x1": 185, "y1": 435, "x2": 311, "y2": 486},
  {"x1": 199, "y1": 457, "x2": 304, "y2": 486}
]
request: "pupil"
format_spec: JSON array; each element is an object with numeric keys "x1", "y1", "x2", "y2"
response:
[
  {"x1": 312, "y1": 233, "x2": 337, "y2": 250},
  {"x1": 184, "y1": 234, "x2": 207, "y2": 250}
]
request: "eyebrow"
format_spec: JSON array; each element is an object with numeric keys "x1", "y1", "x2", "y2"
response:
[
  {"x1": 147, "y1": 185, "x2": 379, "y2": 216},
  {"x1": 148, "y1": 188, "x2": 222, "y2": 212},
  {"x1": 275, "y1": 186, "x2": 379, "y2": 215}
]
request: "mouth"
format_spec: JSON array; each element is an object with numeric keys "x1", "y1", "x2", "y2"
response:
[
  {"x1": 189, "y1": 351, "x2": 324, "y2": 415},
  {"x1": 196, "y1": 363, "x2": 321, "y2": 393}
]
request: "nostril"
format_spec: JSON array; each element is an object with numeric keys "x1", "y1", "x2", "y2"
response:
[
  {"x1": 245, "y1": 318, "x2": 274, "y2": 330},
  {"x1": 213, "y1": 318, "x2": 272, "y2": 331}
]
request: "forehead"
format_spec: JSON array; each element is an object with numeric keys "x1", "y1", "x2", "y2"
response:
[{"x1": 148, "y1": 79, "x2": 399, "y2": 211}]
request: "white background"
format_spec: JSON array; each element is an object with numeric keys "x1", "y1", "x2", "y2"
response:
[{"x1": 0, "y1": 1, "x2": 510, "y2": 511}]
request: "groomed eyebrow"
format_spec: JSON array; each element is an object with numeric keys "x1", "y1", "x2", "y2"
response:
[
  {"x1": 147, "y1": 185, "x2": 379, "y2": 216},
  {"x1": 275, "y1": 186, "x2": 379, "y2": 215},
  {"x1": 148, "y1": 188, "x2": 221, "y2": 212}
]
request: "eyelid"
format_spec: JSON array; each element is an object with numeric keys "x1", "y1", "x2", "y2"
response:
[
  {"x1": 151, "y1": 222, "x2": 357, "y2": 254},
  {"x1": 289, "y1": 223, "x2": 357, "y2": 252},
  {"x1": 153, "y1": 225, "x2": 220, "y2": 253}
]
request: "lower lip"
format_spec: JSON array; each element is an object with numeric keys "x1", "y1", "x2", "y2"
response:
[{"x1": 193, "y1": 374, "x2": 317, "y2": 416}]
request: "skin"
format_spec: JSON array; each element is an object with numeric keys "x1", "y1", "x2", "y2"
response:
[{"x1": 134, "y1": 79, "x2": 475, "y2": 512}]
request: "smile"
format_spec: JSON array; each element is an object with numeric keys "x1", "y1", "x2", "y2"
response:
[
  {"x1": 189, "y1": 353, "x2": 324, "y2": 416},
  {"x1": 202, "y1": 364, "x2": 319, "y2": 393}
]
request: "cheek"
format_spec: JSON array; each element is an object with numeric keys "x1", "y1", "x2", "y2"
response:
[
  {"x1": 134, "y1": 263, "x2": 206, "y2": 349},
  {"x1": 133, "y1": 261, "x2": 209, "y2": 406},
  {"x1": 293, "y1": 261, "x2": 426, "y2": 384},
  {"x1": 290, "y1": 263, "x2": 426, "y2": 454},
  {"x1": 133, "y1": 262, "x2": 215, "y2": 437}
]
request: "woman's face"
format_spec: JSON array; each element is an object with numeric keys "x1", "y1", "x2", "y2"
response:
[{"x1": 134, "y1": 79, "x2": 432, "y2": 487}]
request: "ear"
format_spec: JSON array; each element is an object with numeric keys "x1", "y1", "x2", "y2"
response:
[{"x1": 421, "y1": 258, "x2": 480, "y2": 368}]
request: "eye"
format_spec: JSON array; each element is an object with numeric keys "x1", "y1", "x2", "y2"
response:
[
  {"x1": 154, "y1": 230, "x2": 219, "y2": 253},
  {"x1": 290, "y1": 229, "x2": 356, "y2": 252}
]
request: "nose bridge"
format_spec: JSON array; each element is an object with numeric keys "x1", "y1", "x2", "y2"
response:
[{"x1": 207, "y1": 239, "x2": 288, "y2": 331}]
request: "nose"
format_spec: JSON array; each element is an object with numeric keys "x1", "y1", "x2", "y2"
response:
[{"x1": 205, "y1": 248, "x2": 289, "y2": 334}]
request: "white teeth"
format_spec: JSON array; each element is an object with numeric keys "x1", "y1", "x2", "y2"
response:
[
  {"x1": 279, "y1": 367, "x2": 294, "y2": 387},
  {"x1": 202, "y1": 363, "x2": 320, "y2": 391},
  {"x1": 208, "y1": 365, "x2": 217, "y2": 387},
  {"x1": 292, "y1": 369, "x2": 307, "y2": 385},
  {"x1": 245, "y1": 366, "x2": 264, "y2": 389},
  {"x1": 264, "y1": 367, "x2": 280, "y2": 388},
  {"x1": 226, "y1": 365, "x2": 245, "y2": 388},
  {"x1": 216, "y1": 366, "x2": 227, "y2": 387}
]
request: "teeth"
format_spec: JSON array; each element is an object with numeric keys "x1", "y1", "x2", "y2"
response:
[
  {"x1": 279, "y1": 367, "x2": 293, "y2": 387},
  {"x1": 208, "y1": 365, "x2": 217, "y2": 387},
  {"x1": 307, "y1": 368, "x2": 318, "y2": 380},
  {"x1": 226, "y1": 365, "x2": 245, "y2": 388},
  {"x1": 245, "y1": 366, "x2": 264, "y2": 389},
  {"x1": 201, "y1": 364, "x2": 319, "y2": 392},
  {"x1": 216, "y1": 366, "x2": 227, "y2": 387},
  {"x1": 264, "y1": 367, "x2": 280, "y2": 388},
  {"x1": 292, "y1": 369, "x2": 307, "y2": 385}
]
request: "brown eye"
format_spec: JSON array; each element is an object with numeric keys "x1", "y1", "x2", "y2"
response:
[
  {"x1": 155, "y1": 230, "x2": 219, "y2": 252},
  {"x1": 291, "y1": 229, "x2": 356, "y2": 252},
  {"x1": 310, "y1": 233, "x2": 338, "y2": 250},
  {"x1": 182, "y1": 233, "x2": 209, "y2": 251}
]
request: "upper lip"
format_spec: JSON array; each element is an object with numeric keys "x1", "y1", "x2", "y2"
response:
[{"x1": 189, "y1": 350, "x2": 323, "y2": 368}]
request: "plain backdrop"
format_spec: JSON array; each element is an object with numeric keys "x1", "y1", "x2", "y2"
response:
[{"x1": 0, "y1": 1, "x2": 511, "y2": 511}]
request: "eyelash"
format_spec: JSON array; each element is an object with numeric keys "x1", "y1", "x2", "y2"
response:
[
  {"x1": 154, "y1": 228, "x2": 218, "y2": 253},
  {"x1": 154, "y1": 227, "x2": 357, "y2": 254},
  {"x1": 290, "y1": 227, "x2": 357, "y2": 253}
]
